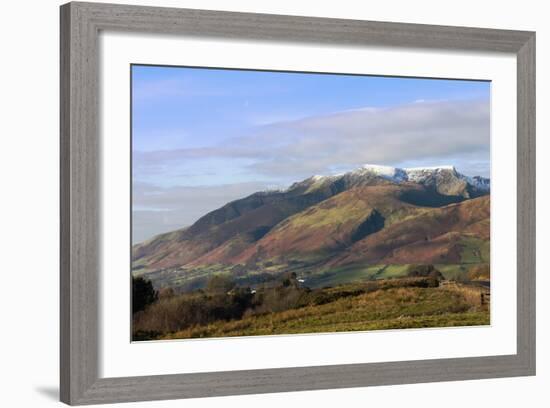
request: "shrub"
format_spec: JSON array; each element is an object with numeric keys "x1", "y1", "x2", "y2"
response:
[
  {"x1": 468, "y1": 264, "x2": 490, "y2": 281},
  {"x1": 158, "y1": 287, "x2": 175, "y2": 299},
  {"x1": 132, "y1": 286, "x2": 255, "y2": 335},
  {"x1": 253, "y1": 286, "x2": 307, "y2": 314},
  {"x1": 281, "y1": 272, "x2": 298, "y2": 288},
  {"x1": 406, "y1": 264, "x2": 443, "y2": 280},
  {"x1": 206, "y1": 274, "x2": 236, "y2": 294}
]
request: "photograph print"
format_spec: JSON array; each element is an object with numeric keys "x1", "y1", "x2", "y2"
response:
[{"x1": 131, "y1": 65, "x2": 491, "y2": 341}]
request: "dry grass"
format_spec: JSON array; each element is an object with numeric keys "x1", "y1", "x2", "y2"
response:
[
  {"x1": 440, "y1": 281, "x2": 489, "y2": 310},
  {"x1": 159, "y1": 283, "x2": 489, "y2": 340}
]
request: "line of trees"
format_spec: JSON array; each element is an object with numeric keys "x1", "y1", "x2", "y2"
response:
[{"x1": 131, "y1": 272, "x2": 308, "y2": 339}]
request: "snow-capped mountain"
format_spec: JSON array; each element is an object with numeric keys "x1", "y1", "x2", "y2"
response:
[
  {"x1": 289, "y1": 164, "x2": 490, "y2": 199},
  {"x1": 133, "y1": 162, "x2": 490, "y2": 285}
]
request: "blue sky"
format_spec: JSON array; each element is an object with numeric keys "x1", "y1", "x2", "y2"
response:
[{"x1": 132, "y1": 65, "x2": 490, "y2": 242}]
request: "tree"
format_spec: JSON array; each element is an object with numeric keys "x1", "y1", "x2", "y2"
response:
[
  {"x1": 281, "y1": 272, "x2": 298, "y2": 288},
  {"x1": 132, "y1": 276, "x2": 158, "y2": 314},
  {"x1": 406, "y1": 264, "x2": 443, "y2": 279},
  {"x1": 206, "y1": 274, "x2": 235, "y2": 294},
  {"x1": 406, "y1": 264, "x2": 443, "y2": 287}
]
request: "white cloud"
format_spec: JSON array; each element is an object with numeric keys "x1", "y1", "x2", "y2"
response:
[
  {"x1": 132, "y1": 98, "x2": 490, "y2": 241},
  {"x1": 135, "y1": 98, "x2": 490, "y2": 180}
]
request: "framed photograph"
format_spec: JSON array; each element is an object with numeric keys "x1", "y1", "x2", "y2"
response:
[{"x1": 60, "y1": 2, "x2": 535, "y2": 405}]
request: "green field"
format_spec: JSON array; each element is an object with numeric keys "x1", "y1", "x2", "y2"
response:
[{"x1": 137, "y1": 258, "x2": 489, "y2": 293}]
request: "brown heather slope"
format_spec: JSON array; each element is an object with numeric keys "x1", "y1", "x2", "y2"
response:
[
  {"x1": 132, "y1": 178, "x2": 357, "y2": 270},
  {"x1": 133, "y1": 172, "x2": 490, "y2": 280},
  {"x1": 228, "y1": 184, "x2": 422, "y2": 264},
  {"x1": 330, "y1": 194, "x2": 489, "y2": 266},
  {"x1": 184, "y1": 185, "x2": 489, "y2": 268},
  {"x1": 132, "y1": 173, "x2": 418, "y2": 271}
]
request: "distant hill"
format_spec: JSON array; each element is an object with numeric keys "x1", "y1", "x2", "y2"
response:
[{"x1": 132, "y1": 165, "x2": 490, "y2": 291}]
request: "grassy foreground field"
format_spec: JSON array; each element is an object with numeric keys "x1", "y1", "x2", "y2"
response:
[
  {"x1": 133, "y1": 274, "x2": 490, "y2": 341},
  {"x1": 161, "y1": 284, "x2": 489, "y2": 339}
]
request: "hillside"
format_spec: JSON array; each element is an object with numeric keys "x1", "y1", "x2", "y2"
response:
[{"x1": 132, "y1": 165, "x2": 490, "y2": 292}]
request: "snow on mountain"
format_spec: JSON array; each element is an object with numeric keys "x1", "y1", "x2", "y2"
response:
[
  {"x1": 288, "y1": 164, "x2": 490, "y2": 195},
  {"x1": 403, "y1": 165, "x2": 456, "y2": 183},
  {"x1": 352, "y1": 164, "x2": 489, "y2": 190},
  {"x1": 354, "y1": 164, "x2": 408, "y2": 182},
  {"x1": 464, "y1": 175, "x2": 491, "y2": 192}
]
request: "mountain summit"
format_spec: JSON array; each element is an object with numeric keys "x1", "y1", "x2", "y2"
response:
[{"x1": 290, "y1": 164, "x2": 489, "y2": 199}]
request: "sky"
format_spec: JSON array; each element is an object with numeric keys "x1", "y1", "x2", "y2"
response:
[{"x1": 132, "y1": 65, "x2": 490, "y2": 243}]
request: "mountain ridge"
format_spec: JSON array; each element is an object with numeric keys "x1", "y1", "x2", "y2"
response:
[
  {"x1": 132, "y1": 164, "x2": 490, "y2": 291},
  {"x1": 291, "y1": 164, "x2": 489, "y2": 198}
]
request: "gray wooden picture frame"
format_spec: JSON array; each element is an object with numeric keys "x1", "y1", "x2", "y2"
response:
[{"x1": 60, "y1": 1, "x2": 536, "y2": 405}]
